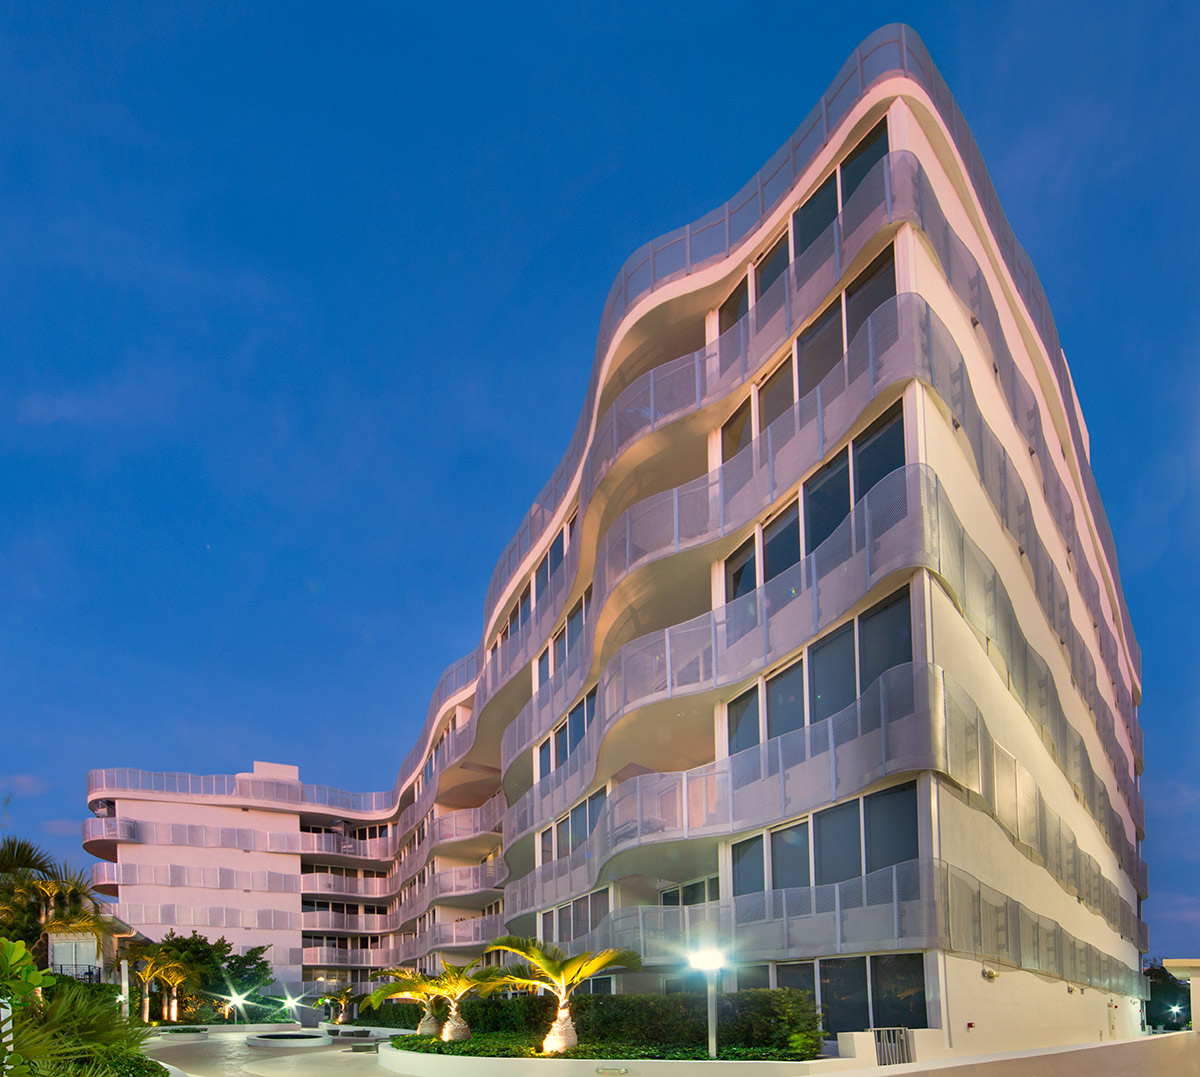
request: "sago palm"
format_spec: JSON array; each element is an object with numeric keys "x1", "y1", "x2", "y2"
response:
[
  {"x1": 363, "y1": 968, "x2": 444, "y2": 1036},
  {"x1": 485, "y1": 936, "x2": 642, "y2": 1053}
]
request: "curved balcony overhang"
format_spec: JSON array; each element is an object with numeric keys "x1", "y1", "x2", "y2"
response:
[
  {"x1": 80, "y1": 817, "x2": 138, "y2": 862},
  {"x1": 505, "y1": 656, "x2": 1143, "y2": 950},
  {"x1": 504, "y1": 448, "x2": 1142, "y2": 871},
  {"x1": 558, "y1": 858, "x2": 1145, "y2": 1000}
]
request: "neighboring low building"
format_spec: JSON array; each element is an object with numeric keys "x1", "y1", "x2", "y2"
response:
[{"x1": 83, "y1": 23, "x2": 1148, "y2": 1053}]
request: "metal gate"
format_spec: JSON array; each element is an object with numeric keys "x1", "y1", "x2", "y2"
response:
[{"x1": 873, "y1": 1027, "x2": 912, "y2": 1065}]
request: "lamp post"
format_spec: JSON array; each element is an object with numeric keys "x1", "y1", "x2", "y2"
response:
[{"x1": 688, "y1": 949, "x2": 725, "y2": 1059}]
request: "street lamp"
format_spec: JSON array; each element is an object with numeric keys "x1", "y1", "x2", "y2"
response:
[{"x1": 688, "y1": 949, "x2": 725, "y2": 1059}]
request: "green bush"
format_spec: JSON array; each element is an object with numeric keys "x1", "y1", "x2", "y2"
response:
[
  {"x1": 460, "y1": 993, "x2": 556, "y2": 1033},
  {"x1": 72, "y1": 1047, "x2": 169, "y2": 1077},
  {"x1": 353, "y1": 1001, "x2": 425, "y2": 1028},
  {"x1": 388, "y1": 1031, "x2": 804, "y2": 1060}
]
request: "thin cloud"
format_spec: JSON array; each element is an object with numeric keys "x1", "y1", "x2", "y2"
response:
[
  {"x1": 17, "y1": 368, "x2": 174, "y2": 427},
  {"x1": 0, "y1": 774, "x2": 50, "y2": 796},
  {"x1": 40, "y1": 819, "x2": 80, "y2": 837}
]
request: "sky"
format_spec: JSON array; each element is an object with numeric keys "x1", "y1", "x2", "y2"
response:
[{"x1": 1, "y1": 2, "x2": 1197, "y2": 958}]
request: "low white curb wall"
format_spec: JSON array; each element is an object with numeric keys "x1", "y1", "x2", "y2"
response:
[{"x1": 377, "y1": 1044, "x2": 861, "y2": 1076}]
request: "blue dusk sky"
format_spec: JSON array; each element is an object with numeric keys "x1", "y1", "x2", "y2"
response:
[{"x1": 1, "y1": 3, "x2": 1196, "y2": 956}]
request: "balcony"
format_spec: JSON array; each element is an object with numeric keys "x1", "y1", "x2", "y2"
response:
[{"x1": 81, "y1": 817, "x2": 139, "y2": 861}]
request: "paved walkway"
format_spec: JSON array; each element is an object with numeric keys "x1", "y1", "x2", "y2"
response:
[{"x1": 146, "y1": 1033, "x2": 385, "y2": 1077}]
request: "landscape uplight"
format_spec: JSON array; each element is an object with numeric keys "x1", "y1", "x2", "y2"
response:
[{"x1": 688, "y1": 949, "x2": 725, "y2": 1058}]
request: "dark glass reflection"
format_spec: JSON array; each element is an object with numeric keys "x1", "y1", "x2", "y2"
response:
[
  {"x1": 808, "y1": 622, "x2": 856, "y2": 724},
  {"x1": 803, "y1": 449, "x2": 850, "y2": 554},
  {"x1": 766, "y1": 659, "x2": 805, "y2": 738},
  {"x1": 771, "y1": 820, "x2": 810, "y2": 889},
  {"x1": 814, "y1": 799, "x2": 861, "y2": 886},
  {"x1": 840, "y1": 119, "x2": 889, "y2": 204},
  {"x1": 820, "y1": 956, "x2": 869, "y2": 1035},
  {"x1": 793, "y1": 173, "x2": 838, "y2": 257},
  {"x1": 870, "y1": 953, "x2": 928, "y2": 1029},
  {"x1": 865, "y1": 781, "x2": 918, "y2": 874}
]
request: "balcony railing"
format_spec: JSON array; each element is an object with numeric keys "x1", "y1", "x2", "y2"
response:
[
  {"x1": 560, "y1": 859, "x2": 1147, "y2": 1000},
  {"x1": 81, "y1": 817, "x2": 138, "y2": 845},
  {"x1": 509, "y1": 660, "x2": 1144, "y2": 948}
]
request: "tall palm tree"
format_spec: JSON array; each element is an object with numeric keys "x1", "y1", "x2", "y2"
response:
[
  {"x1": 486, "y1": 936, "x2": 642, "y2": 1053},
  {"x1": 0, "y1": 837, "x2": 56, "y2": 878},
  {"x1": 156, "y1": 956, "x2": 200, "y2": 1022},
  {"x1": 363, "y1": 968, "x2": 444, "y2": 1036},
  {"x1": 127, "y1": 944, "x2": 168, "y2": 1024}
]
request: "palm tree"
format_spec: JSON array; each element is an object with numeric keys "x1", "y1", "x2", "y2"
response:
[
  {"x1": 0, "y1": 839, "x2": 114, "y2": 966},
  {"x1": 486, "y1": 936, "x2": 642, "y2": 1054},
  {"x1": 127, "y1": 944, "x2": 169, "y2": 1024},
  {"x1": 363, "y1": 968, "x2": 444, "y2": 1036},
  {"x1": 430, "y1": 959, "x2": 506, "y2": 1042},
  {"x1": 314, "y1": 983, "x2": 359, "y2": 1024},
  {"x1": 156, "y1": 956, "x2": 200, "y2": 1022}
]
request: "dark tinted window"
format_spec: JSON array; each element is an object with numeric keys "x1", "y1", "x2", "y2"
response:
[
  {"x1": 719, "y1": 277, "x2": 749, "y2": 335},
  {"x1": 845, "y1": 250, "x2": 896, "y2": 345},
  {"x1": 766, "y1": 659, "x2": 805, "y2": 739},
  {"x1": 725, "y1": 536, "x2": 758, "y2": 602},
  {"x1": 840, "y1": 119, "x2": 889, "y2": 204},
  {"x1": 554, "y1": 724, "x2": 568, "y2": 768},
  {"x1": 793, "y1": 173, "x2": 838, "y2": 257},
  {"x1": 858, "y1": 587, "x2": 912, "y2": 693},
  {"x1": 797, "y1": 303, "x2": 843, "y2": 396},
  {"x1": 820, "y1": 957, "x2": 869, "y2": 1035},
  {"x1": 570, "y1": 801, "x2": 588, "y2": 850},
  {"x1": 803, "y1": 449, "x2": 850, "y2": 553},
  {"x1": 760, "y1": 357, "x2": 795, "y2": 431},
  {"x1": 587, "y1": 788, "x2": 607, "y2": 833},
  {"x1": 853, "y1": 404, "x2": 904, "y2": 499},
  {"x1": 808, "y1": 622, "x2": 856, "y2": 724},
  {"x1": 540, "y1": 828, "x2": 554, "y2": 864},
  {"x1": 568, "y1": 699, "x2": 586, "y2": 753},
  {"x1": 566, "y1": 599, "x2": 584, "y2": 653},
  {"x1": 865, "y1": 781, "x2": 918, "y2": 873},
  {"x1": 681, "y1": 879, "x2": 707, "y2": 905},
  {"x1": 728, "y1": 687, "x2": 760, "y2": 754},
  {"x1": 814, "y1": 800, "x2": 861, "y2": 886},
  {"x1": 737, "y1": 964, "x2": 771, "y2": 990},
  {"x1": 763, "y1": 503, "x2": 801, "y2": 582},
  {"x1": 777, "y1": 961, "x2": 815, "y2": 996},
  {"x1": 871, "y1": 953, "x2": 927, "y2": 1029},
  {"x1": 722, "y1": 398, "x2": 753, "y2": 463},
  {"x1": 771, "y1": 821, "x2": 810, "y2": 890},
  {"x1": 756, "y1": 234, "x2": 790, "y2": 299},
  {"x1": 538, "y1": 740, "x2": 552, "y2": 779},
  {"x1": 732, "y1": 835, "x2": 765, "y2": 896}
]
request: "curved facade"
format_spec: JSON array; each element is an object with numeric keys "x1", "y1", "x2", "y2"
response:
[{"x1": 83, "y1": 24, "x2": 1147, "y2": 1052}]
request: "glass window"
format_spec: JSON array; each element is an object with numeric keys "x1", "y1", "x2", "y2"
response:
[
  {"x1": 732, "y1": 835, "x2": 765, "y2": 896},
  {"x1": 547, "y1": 529, "x2": 565, "y2": 578},
  {"x1": 722, "y1": 398, "x2": 753, "y2": 463},
  {"x1": 568, "y1": 699, "x2": 587, "y2": 753},
  {"x1": 538, "y1": 740, "x2": 552, "y2": 779},
  {"x1": 661, "y1": 887, "x2": 680, "y2": 906},
  {"x1": 865, "y1": 781, "x2": 918, "y2": 874},
  {"x1": 840, "y1": 119, "x2": 889, "y2": 204},
  {"x1": 738, "y1": 964, "x2": 771, "y2": 990},
  {"x1": 760, "y1": 357, "x2": 795, "y2": 432},
  {"x1": 553, "y1": 629, "x2": 566, "y2": 672},
  {"x1": 567, "y1": 599, "x2": 584, "y2": 653},
  {"x1": 587, "y1": 788, "x2": 607, "y2": 832},
  {"x1": 570, "y1": 801, "x2": 589, "y2": 850},
  {"x1": 796, "y1": 303, "x2": 844, "y2": 396},
  {"x1": 554, "y1": 724, "x2": 568, "y2": 768},
  {"x1": 538, "y1": 648, "x2": 550, "y2": 686},
  {"x1": 727, "y1": 687, "x2": 760, "y2": 755},
  {"x1": 845, "y1": 250, "x2": 896, "y2": 346},
  {"x1": 535, "y1": 556, "x2": 549, "y2": 601},
  {"x1": 803, "y1": 449, "x2": 850, "y2": 554},
  {"x1": 777, "y1": 961, "x2": 815, "y2": 996},
  {"x1": 540, "y1": 827, "x2": 554, "y2": 864},
  {"x1": 870, "y1": 953, "x2": 927, "y2": 1029},
  {"x1": 719, "y1": 277, "x2": 749, "y2": 335},
  {"x1": 585, "y1": 689, "x2": 596, "y2": 728},
  {"x1": 519, "y1": 585, "x2": 531, "y2": 627},
  {"x1": 853, "y1": 404, "x2": 904, "y2": 500},
  {"x1": 707, "y1": 876, "x2": 720, "y2": 901},
  {"x1": 763, "y1": 503, "x2": 801, "y2": 582},
  {"x1": 572, "y1": 896, "x2": 590, "y2": 939},
  {"x1": 681, "y1": 879, "x2": 707, "y2": 906},
  {"x1": 819, "y1": 957, "x2": 869, "y2": 1035},
  {"x1": 814, "y1": 800, "x2": 861, "y2": 886},
  {"x1": 556, "y1": 817, "x2": 570, "y2": 859},
  {"x1": 771, "y1": 821, "x2": 810, "y2": 890},
  {"x1": 541, "y1": 910, "x2": 554, "y2": 941},
  {"x1": 756, "y1": 234, "x2": 789, "y2": 299},
  {"x1": 590, "y1": 888, "x2": 609, "y2": 927},
  {"x1": 793, "y1": 173, "x2": 837, "y2": 258},
  {"x1": 725, "y1": 536, "x2": 758, "y2": 603},
  {"x1": 557, "y1": 904, "x2": 572, "y2": 943},
  {"x1": 858, "y1": 587, "x2": 912, "y2": 694},
  {"x1": 766, "y1": 659, "x2": 805, "y2": 739},
  {"x1": 589, "y1": 975, "x2": 613, "y2": 995},
  {"x1": 808, "y1": 623, "x2": 856, "y2": 724}
]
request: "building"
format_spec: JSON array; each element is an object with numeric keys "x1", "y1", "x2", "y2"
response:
[{"x1": 83, "y1": 24, "x2": 1148, "y2": 1052}]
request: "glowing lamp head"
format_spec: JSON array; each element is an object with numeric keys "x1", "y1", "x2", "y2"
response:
[
  {"x1": 1171, "y1": 1005, "x2": 1182, "y2": 1015},
  {"x1": 688, "y1": 948, "x2": 725, "y2": 972},
  {"x1": 230, "y1": 992, "x2": 248, "y2": 1008}
]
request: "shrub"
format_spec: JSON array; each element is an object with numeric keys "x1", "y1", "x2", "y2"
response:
[
  {"x1": 387, "y1": 1031, "x2": 805, "y2": 1060},
  {"x1": 73, "y1": 1047, "x2": 170, "y2": 1077},
  {"x1": 352, "y1": 1001, "x2": 426, "y2": 1028},
  {"x1": 460, "y1": 993, "x2": 556, "y2": 1033}
]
